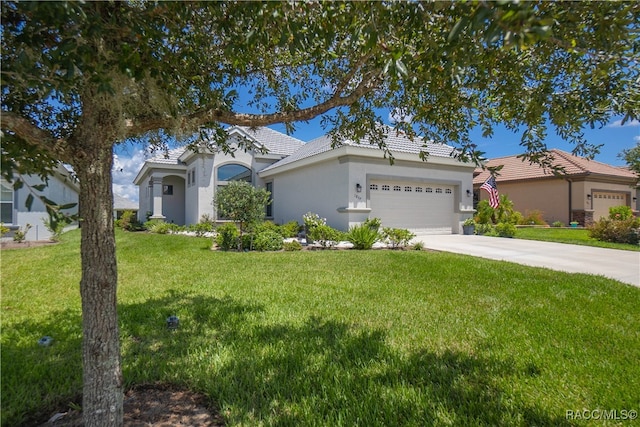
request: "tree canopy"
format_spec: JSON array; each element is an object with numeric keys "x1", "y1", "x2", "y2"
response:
[{"x1": 1, "y1": 1, "x2": 638, "y2": 425}]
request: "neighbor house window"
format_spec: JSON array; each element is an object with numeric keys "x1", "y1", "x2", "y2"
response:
[
  {"x1": 435, "y1": 188, "x2": 443, "y2": 193},
  {"x1": 393, "y1": 185, "x2": 401, "y2": 192},
  {"x1": 445, "y1": 189, "x2": 452, "y2": 194},
  {"x1": 1, "y1": 179, "x2": 14, "y2": 224},
  {"x1": 382, "y1": 185, "x2": 390, "y2": 191},
  {"x1": 217, "y1": 163, "x2": 252, "y2": 182},
  {"x1": 163, "y1": 185, "x2": 173, "y2": 195},
  {"x1": 415, "y1": 187, "x2": 423, "y2": 192},
  {"x1": 404, "y1": 186, "x2": 412, "y2": 192},
  {"x1": 425, "y1": 187, "x2": 433, "y2": 193},
  {"x1": 369, "y1": 184, "x2": 378, "y2": 191}
]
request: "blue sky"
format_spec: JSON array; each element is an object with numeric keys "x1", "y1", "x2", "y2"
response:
[{"x1": 113, "y1": 115, "x2": 639, "y2": 203}]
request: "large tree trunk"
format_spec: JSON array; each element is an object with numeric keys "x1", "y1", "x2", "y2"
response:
[{"x1": 76, "y1": 139, "x2": 123, "y2": 426}]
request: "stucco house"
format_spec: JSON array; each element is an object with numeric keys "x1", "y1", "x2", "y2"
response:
[
  {"x1": 1, "y1": 164, "x2": 79, "y2": 241},
  {"x1": 134, "y1": 126, "x2": 476, "y2": 234},
  {"x1": 113, "y1": 194, "x2": 139, "y2": 219},
  {"x1": 473, "y1": 149, "x2": 639, "y2": 226}
]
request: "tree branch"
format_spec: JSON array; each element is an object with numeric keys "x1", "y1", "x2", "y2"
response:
[
  {"x1": 126, "y1": 69, "x2": 382, "y2": 136},
  {"x1": 1, "y1": 111, "x2": 74, "y2": 164}
]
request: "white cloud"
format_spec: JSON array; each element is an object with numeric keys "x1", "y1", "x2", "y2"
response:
[
  {"x1": 634, "y1": 135, "x2": 640, "y2": 143},
  {"x1": 112, "y1": 149, "x2": 147, "y2": 203},
  {"x1": 607, "y1": 119, "x2": 640, "y2": 128},
  {"x1": 388, "y1": 108, "x2": 414, "y2": 124}
]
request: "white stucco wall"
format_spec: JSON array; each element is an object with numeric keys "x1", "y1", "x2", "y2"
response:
[
  {"x1": 263, "y1": 148, "x2": 475, "y2": 232},
  {"x1": 10, "y1": 172, "x2": 79, "y2": 241}
]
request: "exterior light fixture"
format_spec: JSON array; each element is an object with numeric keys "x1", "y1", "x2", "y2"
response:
[
  {"x1": 166, "y1": 315, "x2": 179, "y2": 330},
  {"x1": 356, "y1": 183, "x2": 362, "y2": 193},
  {"x1": 466, "y1": 189, "x2": 472, "y2": 197},
  {"x1": 587, "y1": 194, "x2": 592, "y2": 200}
]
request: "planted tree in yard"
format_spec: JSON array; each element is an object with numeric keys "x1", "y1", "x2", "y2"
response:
[
  {"x1": 1, "y1": 1, "x2": 638, "y2": 425},
  {"x1": 214, "y1": 181, "x2": 270, "y2": 250}
]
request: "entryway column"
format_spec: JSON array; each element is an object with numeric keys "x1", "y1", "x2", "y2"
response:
[{"x1": 150, "y1": 177, "x2": 165, "y2": 220}]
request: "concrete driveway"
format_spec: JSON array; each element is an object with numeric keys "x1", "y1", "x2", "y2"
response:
[{"x1": 412, "y1": 234, "x2": 640, "y2": 288}]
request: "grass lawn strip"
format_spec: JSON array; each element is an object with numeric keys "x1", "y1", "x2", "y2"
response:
[{"x1": 1, "y1": 230, "x2": 639, "y2": 426}]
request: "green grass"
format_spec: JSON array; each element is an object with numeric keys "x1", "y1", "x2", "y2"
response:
[
  {"x1": 515, "y1": 227, "x2": 640, "y2": 251},
  {"x1": 2, "y1": 229, "x2": 639, "y2": 426}
]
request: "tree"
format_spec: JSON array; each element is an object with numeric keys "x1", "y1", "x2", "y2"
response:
[
  {"x1": 1, "y1": 1, "x2": 638, "y2": 425},
  {"x1": 214, "y1": 181, "x2": 270, "y2": 249},
  {"x1": 619, "y1": 142, "x2": 640, "y2": 182}
]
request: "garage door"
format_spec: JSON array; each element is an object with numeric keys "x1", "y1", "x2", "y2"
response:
[
  {"x1": 593, "y1": 191, "x2": 628, "y2": 220},
  {"x1": 369, "y1": 180, "x2": 454, "y2": 232}
]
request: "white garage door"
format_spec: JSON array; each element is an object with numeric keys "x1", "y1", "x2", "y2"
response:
[
  {"x1": 369, "y1": 180, "x2": 454, "y2": 232},
  {"x1": 593, "y1": 192, "x2": 628, "y2": 220}
]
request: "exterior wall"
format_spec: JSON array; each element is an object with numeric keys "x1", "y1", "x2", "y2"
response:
[
  {"x1": 161, "y1": 175, "x2": 185, "y2": 224},
  {"x1": 269, "y1": 155, "x2": 474, "y2": 232},
  {"x1": 9, "y1": 173, "x2": 79, "y2": 241},
  {"x1": 478, "y1": 178, "x2": 570, "y2": 224},
  {"x1": 270, "y1": 158, "x2": 350, "y2": 229}
]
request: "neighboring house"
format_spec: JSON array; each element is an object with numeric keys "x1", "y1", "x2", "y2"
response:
[
  {"x1": 1, "y1": 164, "x2": 79, "y2": 241},
  {"x1": 473, "y1": 149, "x2": 639, "y2": 226},
  {"x1": 113, "y1": 194, "x2": 139, "y2": 219},
  {"x1": 134, "y1": 126, "x2": 476, "y2": 234}
]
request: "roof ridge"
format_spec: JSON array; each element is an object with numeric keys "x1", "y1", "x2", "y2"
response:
[{"x1": 549, "y1": 149, "x2": 589, "y2": 173}]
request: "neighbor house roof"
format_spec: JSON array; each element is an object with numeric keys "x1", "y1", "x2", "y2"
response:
[
  {"x1": 473, "y1": 149, "x2": 638, "y2": 185},
  {"x1": 262, "y1": 129, "x2": 457, "y2": 172},
  {"x1": 113, "y1": 194, "x2": 138, "y2": 211}
]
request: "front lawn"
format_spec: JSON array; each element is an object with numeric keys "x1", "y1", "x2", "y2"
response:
[
  {"x1": 2, "y1": 230, "x2": 639, "y2": 426},
  {"x1": 515, "y1": 227, "x2": 640, "y2": 251}
]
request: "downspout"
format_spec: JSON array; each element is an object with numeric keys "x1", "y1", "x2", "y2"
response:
[{"x1": 567, "y1": 178, "x2": 572, "y2": 223}]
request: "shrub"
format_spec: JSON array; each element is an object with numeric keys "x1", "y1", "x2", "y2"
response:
[
  {"x1": 609, "y1": 205, "x2": 633, "y2": 221},
  {"x1": 116, "y1": 210, "x2": 137, "y2": 231},
  {"x1": 279, "y1": 221, "x2": 301, "y2": 238},
  {"x1": 589, "y1": 217, "x2": 640, "y2": 245},
  {"x1": 381, "y1": 227, "x2": 415, "y2": 249},
  {"x1": 215, "y1": 223, "x2": 240, "y2": 251},
  {"x1": 283, "y1": 240, "x2": 303, "y2": 251},
  {"x1": 308, "y1": 224, "x2": 344, "y2": 247},
  {"x1": 363, "y1": 217, "x2": 382, "y2": 232},
  {"x1": 253, "y1": 230, "x2": 284, "y2": 251},
  {"x1": 475, "y1": 223, "x2": 495, "y2": 236},
  {"x1": 144, "y1": 220, "x2": 174, "y2": 234},
  {"x1": 0, "y1": 223, "x2": 9, "y2": 236},
  {"x1": 346, "y1": 223, "x2": 380, "y2": 250},
  {"x1": 188, "y1": 221, "x2": 215, "y2": 237},
  {"x1": 519, "y1": 210, "x2": 547, "y2": 226},
  {"x1": 411, "y1": 241, "x2": 424, "y2": 251},
  {"x1": 495, "y1": 222, "x2": 517, "y2": 237},
  {"x1": 551, "y1": 221, "x2": 564, "y2": 228},
  {"x1": 12, "y1": 223, "x2": 32, "y2": 243},
  {"x1": 303, "y1": 212, "x2": 326, "y2": 229},
  {"x1": 475, "y1": 200, "x2": 494, "y2": 224}
]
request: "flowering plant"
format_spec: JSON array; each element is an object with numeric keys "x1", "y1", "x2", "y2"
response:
[{"x1": 303, "y1": 212, "x2": 326, "y2": 229}]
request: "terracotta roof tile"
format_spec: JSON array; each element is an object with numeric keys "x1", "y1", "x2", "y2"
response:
[{"x1": 473, "y1": 149, "x2": 637, "y2": 184}]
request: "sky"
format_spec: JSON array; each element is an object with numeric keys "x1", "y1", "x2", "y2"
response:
[{"x1": 112, "y1": 116, "x2": 639, "y2": 203}]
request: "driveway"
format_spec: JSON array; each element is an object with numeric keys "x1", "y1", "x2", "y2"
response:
[{"x1": 413, "y1": 234, "x2": 640, "y2": 288}]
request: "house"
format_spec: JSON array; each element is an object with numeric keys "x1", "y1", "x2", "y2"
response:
[
  {"x1": 1, "y1": 164, "x2": 79, "y2": 241},
  {"x1": 473, "y1": 149, "x2": 639, "y2": 225},
  {"x1": 113, "y1": 194, "x2": 139, "y2": 219},
  {"x1": 134, "y1": 126, "x2": 476, "y2": 234}
]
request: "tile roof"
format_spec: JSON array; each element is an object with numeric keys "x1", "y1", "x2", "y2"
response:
[
  {"x1": 113, "y1": 194, "x2": 138, "y2": 210},
  {"x1": 263, "y1": 129, "x2": 457, "y2": 171},
  {"x1": 145, "y1": 126, "x2": 305, "y2": 165},
  {"x1": 473, "y1": 149, "x2": 638, "y2": 184}
]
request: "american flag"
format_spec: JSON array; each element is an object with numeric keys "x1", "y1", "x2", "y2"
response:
[{"x1": 480, "y1": 176, "x2": 500, "y2": 208}]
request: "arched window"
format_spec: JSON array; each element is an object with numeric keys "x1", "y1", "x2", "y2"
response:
[{"x1": 217, "y1": 164, "x2": 252, "y2": 182}]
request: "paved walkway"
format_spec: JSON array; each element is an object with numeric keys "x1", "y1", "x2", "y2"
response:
[{"x1": 412, "y1": 234, "x2": 640, "y2": 288}]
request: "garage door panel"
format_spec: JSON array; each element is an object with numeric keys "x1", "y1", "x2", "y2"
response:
[
  {"x1": 369, "y1": 180, "x2": 453, "y2": 231},
  {"x1": 593, "y1": 192, "x2": 628, "y2": 220}
]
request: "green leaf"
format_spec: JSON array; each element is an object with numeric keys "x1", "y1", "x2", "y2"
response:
[
  {"x1": 13, "y1": 180, "x2": 24, "y2": 191},
  {"x1": 32, "y1": 184, "x2": 46, "y2": 192},
  {"x1": 25, "y1": 194, "x2": 34, "y2": 211}
]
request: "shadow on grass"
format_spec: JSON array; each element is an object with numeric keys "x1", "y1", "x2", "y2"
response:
[{"x1": 4, "y1": 291, "x2": 570, "y2": 426}]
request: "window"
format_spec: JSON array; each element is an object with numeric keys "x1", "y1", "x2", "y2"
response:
[
  {"x1": 382, "y1": 185, "x2": 390, "y2": 191},
  {"x1": 187, "y1": 171, "x2": 191, "y2": 186},
  {"x1": 369, "y1": 184, "x2": 378, "y2": 191},
  {"x1": 436, "y1": 188, "x2": 443, "y2": 193},
  {"x1": 1, "y1": 180, "x2": 13, "y2": 224},
  {"x1": 415, "y1": 187, "x2": 423, "y2": 192},
  {"x1": 217, "y1": 164, "x2": 252, "y2": 182},
  {"x1": 404, "y1": 186, "x2": 412, "y2": 192},
  {"x1": 425, "y1": 187, "x2": 433, "y2": 193},
  {"x1": 393, "y1": 185, "x2": 401, "y2": 192},
  {"x1": 191, "y1": 169, "x2": 196, "y2": 186},
  {"x1": 163, "y1": 185, "x2": 173, "y2": 195},
  {"x1": 265, "y1": 182, "x2": 273, "y2": 217},
  {"x1": 445, "y1": 188, "x2": 452, "y2": 194}
]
